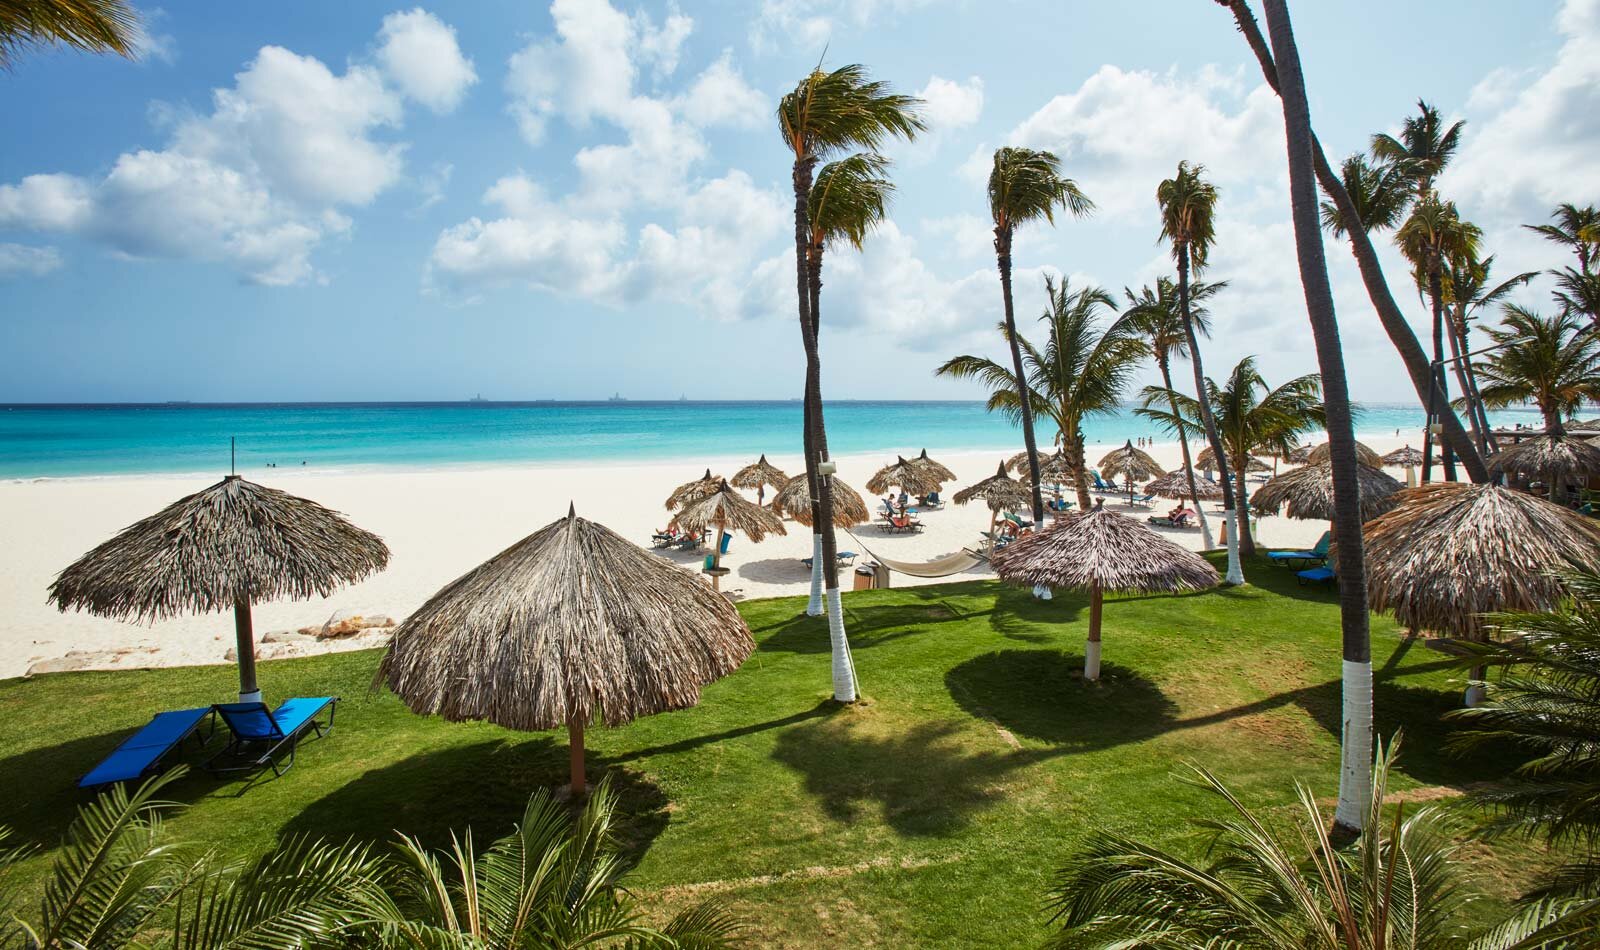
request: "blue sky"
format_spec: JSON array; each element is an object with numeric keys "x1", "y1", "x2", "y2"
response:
[{"x1": 1, "y1": 0, "x2": 1594, "y2": 403}]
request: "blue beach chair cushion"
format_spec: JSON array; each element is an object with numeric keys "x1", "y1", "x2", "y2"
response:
[
  {"x1": 1269, "y1": 531, "x2": 1333, "y2": 564},
  {"x1": 209, "y1": 697, "x2": 338, "y2": 777},
  {"x1": 79, "y1": 707, "x2": 213, "y2": 789},
  {"x1": 1297, "y1": 566, "x2": 1336, "y2": 585}
]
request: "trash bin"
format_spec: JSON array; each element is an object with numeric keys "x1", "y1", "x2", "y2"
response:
[{"x1": 853, "y1": 565, "x2": 874, "y2": 591}]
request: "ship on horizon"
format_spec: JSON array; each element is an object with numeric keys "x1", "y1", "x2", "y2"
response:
[{"x1": 608, "y1": 392, "x2": 627, "y2": 402}]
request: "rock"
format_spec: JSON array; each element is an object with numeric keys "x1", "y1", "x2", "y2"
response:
[
  {"x1": 261, "y1": 630, "x2": 313, "y2": 644},
  {"x1": 28, "y1": 655, "x2": 96, "y2": 675},
  {"x1": 358, "y1": 614, "x2": 395, "y2": 629},
  {"x1": 223, "y1": 645, "x2": 261, "y2": 662},
  {"x1": 297, "y1": 625, "x2": 322, "y2": 636}
]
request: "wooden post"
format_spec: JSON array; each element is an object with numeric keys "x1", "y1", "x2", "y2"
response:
[
  {"x1": 568, "y1": 718, "x2": 586, "y2": 796},
  {"x1": 1085, "y1": 584, "x2": 1103, "y2": 681},
  {"x1": 233, "y1": 597, "x2": 260, "y2": 703}
]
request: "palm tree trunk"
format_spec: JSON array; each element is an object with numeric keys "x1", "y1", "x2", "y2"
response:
[
  {"x1": 1159, "y1": 354, "x2": 1215, "y2": 549},
  {"x1": 803, "y1": 252, "x2": 826, "y2": 617},
  {"x1": 1444, "y1": 315, "x2": 1482, "y2": 454},
  {"x1": 794, "y1": 159, "x2": 856, "y2": 701},
  {"x1": 1455, "y1": 312, "x2": 1498, "y2": 455},
  {"x1": 1263, "y1": 0, "x2": 1374, "y2": 838},
  {"x1": 1232, "y1": 454, "x2": 1256, "y2": 557},
  {"x1": 1220, "y1": 0, "x2": 1488, "y2": 485},
  {"x1": 1430, "y1": 264, "x2": 1458, "y2": 481},
  {"x1": 1069, "y1": 430, "x2": 1093, "y2": 512},
  {"x1": 1177, "y1": 245, "x2": 1243, "y2": 584},
  {"x1": 996, "y1": 228, "x2": 1046, "y2": 523}
]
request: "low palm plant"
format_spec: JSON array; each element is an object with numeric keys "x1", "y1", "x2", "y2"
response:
[{"x1": 1043, "y1": 740, "x2": 1599, "y2": 948}]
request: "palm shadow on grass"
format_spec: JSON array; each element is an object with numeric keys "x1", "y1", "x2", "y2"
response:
[
  {"x1": 756, "y1": 601, "x2": 966, "y2": 655},
  {"x1": 945, "y1": 650, "x2": 1179, "y2": 747}
]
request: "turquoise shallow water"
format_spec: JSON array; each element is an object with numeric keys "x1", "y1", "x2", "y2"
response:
[{"x1": 0, "y1": 401, "x2": 1545, "y2": 479}]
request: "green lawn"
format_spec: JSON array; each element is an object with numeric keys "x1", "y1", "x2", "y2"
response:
[{"x1": 0, "y1": 554, "x2": 1553, "y2": 946}]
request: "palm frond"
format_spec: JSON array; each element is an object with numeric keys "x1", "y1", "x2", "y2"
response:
[
  {"x1": 989, "y1": 146, "x2": 1094, "y2": 233},
  {"x1": 0, "y1": 0, "x2": 141, "y2": 66}
]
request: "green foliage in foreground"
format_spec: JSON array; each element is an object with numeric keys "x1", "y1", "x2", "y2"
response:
[{"x1": 0, "y1": 558, "x2": 1574, "y2": 946}]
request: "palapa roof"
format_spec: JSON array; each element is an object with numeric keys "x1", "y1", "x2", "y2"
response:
[
  {"x1": 1036, "y1": 451, "x2": 1079, "y2": 484},
  {"x1": 1381, "y1": 445, "x2": 1426, "y2": 467},
  {"x1": 1307, "y1": 440, "x2": 1383, "y2": 468},
  {"x1": 990, "y1": 503, "x2": 1220, "y2": 593},
  {"x1": 1487, "y1": 435, "x2": 1600, "y2": 481},
  {"x1": 953, "y1": 462, "x2": 1032, "y2": 513},
  {"x1": 1250, "y1": 461, "x2": 1403, "y2": 521},
  {"x1": 769, "y1": 473, "x2": 870, "y2": 528},
  {"x1": 665, "y1": 468, "x2": 723, "y2": 511},
  {"x1": 911, "y1": 448, "x2": 957, "y2": 483},
  {"x1": 866, "y1": 455, "x2": 940, "y2": 495},
  {"x1": 49, "y1": 475, "x2": 389, "y2": 622},
  {"x1": 1098, "y1": 441, "x2": 1165, "y2": 483},
  {"x1": 379, "y1": 507, "x2": 755, "y2": 731},
  {"x1": 1196, "y1": 446, "x2": 1271, "y2": 473},
  {"x1": 1006, "y1": 450, "x2": 1032, "y2": 474},
  {"x1": 730, "y1": 455, "x2": 789, "y2": 492},
  {"x1": 673, "y1": 480, "x2": 787, "y2": 542},
  {"x1": 1285, "y1": 444, "x2": 1313, "y2": 464},
  {"x1": 1144, "y1": 470, "x2": 1224, "y2": 501},
  {"x1": 1359, "y1": 483, "x2": 1600, "y2": 638}
]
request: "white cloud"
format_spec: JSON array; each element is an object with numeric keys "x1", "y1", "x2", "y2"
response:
[
  {"x1": 675, "y1": 51, "x2": 767, "y2": 128},
  {"x1": 0, "y1": 243, "x2": 63, "y2": 278},
  {"x1": 918, "y1": 75, "x2": 984, "y2": 130},
  {"x1": 748, "y1": 0, "x2": 939, "y2": 55},
  {"x1": 131, "y1": 7, "x2": 177, "y2": 64},
  {"x1": 414, "y1": 162, "x2": 453, "y2": 213},
  {"x1": 634, "y1": 5, "x2": 693, "y2": 78},
  {"x1": 0, "y1": 174, "x2": 93, "y2": 231},
  {"x1": 377, "y1": 8, "x2": 478, "y2": 113},
  {"x1": 921, "y1": 214, "x2": 994, "y2": 260}
]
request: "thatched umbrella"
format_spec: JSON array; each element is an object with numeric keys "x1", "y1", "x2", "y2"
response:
[
  {"x1": 1005, "y1": 450, "x2": 1032, "y2": 474},
  {"x1": 866, "y1": 455, "x2": 939, "y2": 497},
  {"x1": 1194, "y1": 446, "x2": 1269, "y2": 474},
  {"x1": 379, "y1": 506, "x2": 754, "y2": 795},
  {"x1": 954, "y1": 462, "x2": 1032, "y2": 537},
  {"x1": 1382, "y1": 445, "x2": 1427, "y2": 487},
  {"x1": 1284, "y1": 444, "x2": 1313, "y2": 464},
  {"x1": 49, "y1": 475, "x2": 389, "y2": 702},
  {"x1": 1251, "y1": 461, "x2": 1403, "y2": 522},
  {"x1": 991, "y1": 500, "x2": 1220, "y2": 680},
  {"x1": 1144, "y1": 470, "x2": 1223, "y2": 502},
  {"x1": 1098, "y1": 440, "x2": 1165, "y2": 505},
  {"x1": 1360, "y1": 483, "x2": 1600, "y2": 644},
  {"x1": 1307, "y1": 440, "x2": 1383, "y2": 468},
  {"x1": 1487, "y1": 435, "x2": 1600, "y2": 502},
  {"x1": 769, "y1": 473, "x2": 870, "y2": 528},
  {"x1": 665, "y1": 468, "x2": 723, "y2": 511},
  {"x1": 911, "y1": 448, "x2": 957, "y2": 484},
  {"x1": 730, "y1": 454, "x2": 788, "y2": 506},
  {"x1": 673, "y1": 480, "x2": 786, "y2": 590}
]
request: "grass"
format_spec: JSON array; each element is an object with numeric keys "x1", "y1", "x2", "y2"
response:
[{"x1": 0, "y1": 554, "x2": 1560, "y2": 946}]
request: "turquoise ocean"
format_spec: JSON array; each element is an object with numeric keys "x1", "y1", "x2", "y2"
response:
[{"x1": 0, "y1": 401, "x2": 1546, "y2": 480}]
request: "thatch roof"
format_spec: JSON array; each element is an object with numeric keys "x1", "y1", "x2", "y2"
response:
[
  {"x1": 1285, "y1": 444, "x2": 1313, "y2": 464},
  {"x1": 379, "y1": 507, "x2": 754, "y2": 730},
  {"x1": 990, "y1": 503, "x2": 1220, "y2": 593},
  {"x1": 665, "y1": 469, "x2": 723, "y2": 511},
  {"x1": 1098, "y1": 441, "x2": 1165, "y2": 483},
  {"x1": 1144, "y1": 470, "x2": 1223, "y2": 501},
  {"x1": 673, "y1": 481, "x2": 786, "y2": 542},
  {"x1": 1307, "y1": 440, "x2": 1383, "y2": 467},
  {"x1": 866, "y1": 455, "x2": 940, "y2": 495},
  {"x1": 1487, "y1": 435, "x2": 1600, "y2": 481},
  {"x1": 911, "y1": 448, "x2": 957, "y2": 484},
  {"x1": 1359, "y1": 483, "x2": 1600, "y2": 638},
  {"x1": 1251, "y1": 461, "x2": 1403, "y2": 521},
  {"x1": 1196, "y1": 446, "x2": 1271, "y2": 473},
  {"x1": 770, "y1": 474, "x2": 870, "y2": 528},
  {"x1": 1381, "y1": 445, "x2": 1426, "y2": 467},
  {"x1": 729, "y1": 455, "x2": 788, "y2": 493},
  {"x1": 1037, "y1": 451, "x2": 1080, "y2": 484},
  {"x1": 49, "y1": 475, "x2": 389, "y2": 622},
  {"x1": 953, "y1": 462, "x2": 1031, "y2": 513},
  {"x1": 1006, "y1": 450, "x2": 1032, "y2": 474}
]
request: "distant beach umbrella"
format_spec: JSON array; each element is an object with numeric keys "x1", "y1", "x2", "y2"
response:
[
  {"x1": 1144, "y1": 470, "x2": 1223, "y2": 502},
  {"x1": 1284, "y1": 444, "x2": 1313, "y2": 465},
  {"x1": 769, "y1": 474, "x2": 869, "y2": 528},
  {"x1": 1098, "y1": 440, "x2": 1165, "y2": 505},
  {"x1": 991, "y1": 501, "x2": 1219, "y2": 680},
  {"x1": 49, "y1": 475, "x2": 389, "y2": 702},
  {"x1": 1005, "y1": 450, "x2": 1032, "y2": 475},
  {"x1": 1251, "y1": 461, "x2": 1402, "y2": 522},
  {"x1": 1487, "y1": 435, "x2": 1600, "y2": 501},
  {"x1": 379, "y1": 506, "x2": 754, "y2": 795},
  {"x1": 1382, "y1": 445, "x2": 1427, "y2": 487},
  {"x1": 730, "y1": 455, "x2": 789, "y2": 505},
  {"x1": 954, "y1": 461, "x2": 1032, "y2": 536},
  {"x1": 911, "y1": 448, "x2": 957, "y2": 485},
  {"x1": 1307, "y1": 440, "x2": 1383, "y2": 468},
  {"x1": 1036, "y1": 451, "x2": 1079, "y2": 485},
  {"x1": 1195, "y1": 446, "x2": 1269, "y2": 474},
  {"x1": 866, "y1": 455, "x2": 940, "y2": 496},
  {"x1": 1358, "y1": 483, "x2": 1600, "y2": 645},
  {"x1": 674, "y1": 480, "x2": 786, "y2": 590},
  {"x1": 665, "y1": 468, "x2": 723, "y2": 511}
]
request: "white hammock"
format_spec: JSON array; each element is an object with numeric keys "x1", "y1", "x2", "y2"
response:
[{"x1": 842, "y1": 530, "x2": 988, "y2": 578}]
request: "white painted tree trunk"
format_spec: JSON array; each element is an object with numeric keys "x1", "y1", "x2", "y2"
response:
[
  {"x1": 826, "y1": 587, "x2": 857, "y2": 701},
  {"x1": 1222, "y1": 509, "x2": 1245, "y2": 585},
  {"x1": 1083, "y1": 640, "x2": 1102, "y2": 681},
  {"x1": 1334, "y1": 658, "x2": 1373, "y2": 832},
  {"x1": 806, "y1": 533, "x2": 824, "y2": 616}
]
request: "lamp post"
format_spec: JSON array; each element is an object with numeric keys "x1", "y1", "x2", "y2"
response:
[{"x1": 1423, "y1": 338, "x2": 1529, "y2": 484}]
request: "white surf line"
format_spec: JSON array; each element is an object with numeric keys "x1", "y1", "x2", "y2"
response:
[{"x1": 646, "y1": 853, "x2": 964, "y2": 899}]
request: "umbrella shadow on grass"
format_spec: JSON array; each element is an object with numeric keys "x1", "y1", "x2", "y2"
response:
[
  {"x1": 985, "y1": 588, "x2": 1086, "y2": 643},
  {"x1": 945, "y1": 650, "x2": 1179, "y2": 748}
]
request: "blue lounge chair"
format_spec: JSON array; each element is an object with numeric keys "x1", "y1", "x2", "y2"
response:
[
  {"x1": 1297, "y1": 566, "x2": 1336, "y2": 586},
  {"x1": 1129, "y1": 492, "x2": 1156, "y2": 507},
  {"x1": 1089, "y1": 472, "x2": 1114, "y2": 493},
  {"x1": 1270, "y1": 531, "x2": 1331, "y2": 566},
  {"x1": 802, "y1": 550, "x2": 857, "y2": 568},
  {"x1": 79, "y1": 706, "x2": 215, "y2": 789},
  {"x1": 207, "y1": 697, "x2": 338, "y2": 777},
  {"x1": 921, "y1": 491, "x2": 944, "y2": 509}
]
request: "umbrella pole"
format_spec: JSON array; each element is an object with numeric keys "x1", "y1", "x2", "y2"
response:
[
  {"x1": 233, "y1": 597, "x2": 261, "y2": 703},
  {"x1": 1085, "y1": 584, "x2": 1103, "y2": 681},
  {"x1": 568, "y1": 718, "x2": 586, "y2": 796}
]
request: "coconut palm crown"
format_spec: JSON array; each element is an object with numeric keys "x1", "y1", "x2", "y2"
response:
[
  {"x1": 1474, "y1": 305, "x2": 1600, "y2": 437},
  {"x1": 0, "y1": 0, "x2": 140, "y2": 66}
]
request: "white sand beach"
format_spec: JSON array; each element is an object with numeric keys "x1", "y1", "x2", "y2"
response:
[{"x1": 0, "y1": 432, "x2": 1429, "y2": 679}]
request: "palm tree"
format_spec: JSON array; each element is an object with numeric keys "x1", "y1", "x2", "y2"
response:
[
  {"x1": 1474, "y1": 305, "x2": 1600, "y2": 446},
  {"x1": 1042, "y1": 740, "x2": 1600, "y2": 948},
  {"x1": 1138, "y1": 357, "x2": 1324, "y2": 557},
  {"x1": 1124, "y1": 276, "x2": 1225, "y2": 550},
  {"x1": 1447, "y1": 568, "x2": 1600, "y2": 899},
  {"x1": 778, "y1": 65, "x2": 921, "y2": 699},
  {"x1": 988, "y1": 147, "x2": 1094, "y2": 522},
  {"x1": 938, "y1": 277, "x2": 1144, "y2": 512},
  {"x1": 1396, "y1": 194, "x2": 1482, "y2": 482},
  {"x1": 1554, "y1": 266, "x2": 1600, "y2": 329},
  {"x1": 1371, "y1": 99, "x2": 1463, "y2": 202},
  {"x1": 1444, "y1": 255, "x2": 1538, "y2": 455},
  {"x1": 0, "y1": 0, "x2": 139, "y2": 66},
  {"x1": 1318, "y1": 152, "x2": 1411, "y2": 237},
  {"x1": 1157, "y1": 160, "x2": 1243, "y2": 584},
  {"x1": 1259, "y1": 0, "x2": 1377, "y2": 838},
  {"x1": 1525, "y1": 202, "x2": 1600, "y2": 276}
]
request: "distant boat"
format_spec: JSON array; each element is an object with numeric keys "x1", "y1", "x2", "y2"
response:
[
  {"x1": 468, "y1": 394, "x2": 488, "y2": 404},
  {"x1": 608, "y1": 393, "x2": 627, "y2": 402},
  {"x1": 678, "y1": 394, "x2": 688, "y2": 401}
]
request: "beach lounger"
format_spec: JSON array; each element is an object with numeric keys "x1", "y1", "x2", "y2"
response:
[
  {"x1": 78, "y1": 706, "x2": 215, "y2": 789},
  {"x1": 803, "y1": 551, "x2": 857, "y2": 568},
  {"x1": 1269, "y1": 531, "x2": 1331, "y2": 566},
  {"x1": 206, "y1": 697, "x2": 338, "y2": 778},
  {"x1": 1129, "y1": 493, "x2": 1156, "y2": 507},
  {"x1": 1297, "y1": 566, "x2": 1336, "y2": 586},
  {"x1": 674, "y1": 532, "x2": 703, "y2": 551},
  {"x1": 920, "y1": 491, "x2": 944, "y2": 509},
  {"x1": 889, "y1": 513, "x2": 922, "y2": 533},
  {"x1": 1089, "y1": 472, "x2": 1114, "y2": 493},
  {"x1": 1147, "y1": 509, "x2": 1195, "y2": 528},
  {"x1": 651, "y1": 529, "x2": 681, "y2": 548}
]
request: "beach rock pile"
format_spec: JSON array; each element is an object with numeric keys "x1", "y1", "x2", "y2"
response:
[
  {"x1": 27, "y1": 645, "x2": 160, "y2": 675},
  {"x1": 297, "y1": 609, "x2": 396, "y2": 640}
]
